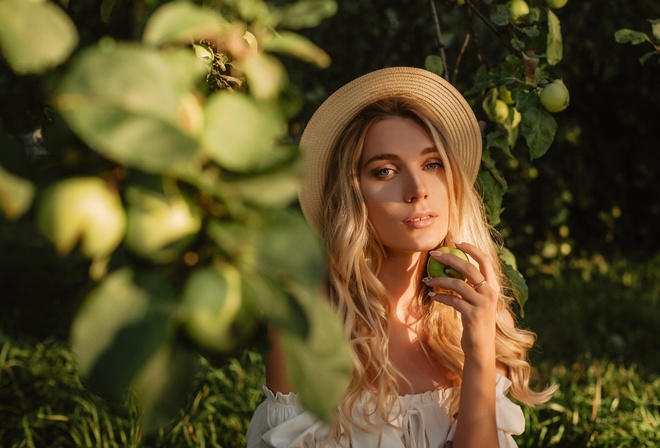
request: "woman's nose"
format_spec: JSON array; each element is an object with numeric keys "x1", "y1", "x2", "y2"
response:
[{"x1": 403, "y1": 172, "x2": 428, "y2": 203}]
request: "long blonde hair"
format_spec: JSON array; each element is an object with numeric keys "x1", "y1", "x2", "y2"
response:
[{"x1": 320, "y1": 97, "x2": 556, "y2": 441}]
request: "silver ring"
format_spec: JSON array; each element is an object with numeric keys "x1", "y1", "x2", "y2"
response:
[{"x1": 473, "y1": 279, "x2": 487, "y2": 290}]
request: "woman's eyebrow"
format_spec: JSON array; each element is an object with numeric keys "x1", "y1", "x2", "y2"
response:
[
  {"x1": 362, "y1": 153, "x2": 400, "y2": 167},
  {"x1": 362, "y1": 146, "x2": 439, "y2": 167}
]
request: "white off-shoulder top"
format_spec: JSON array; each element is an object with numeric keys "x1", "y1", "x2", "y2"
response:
[{"x1": 246, "y1": 374, "x2": 525, "y2": 448}]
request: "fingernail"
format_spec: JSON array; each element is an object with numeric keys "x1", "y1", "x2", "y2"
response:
[
  {"x1": 429, "y1": 251, "x2": 443, "y2": 258},
  {"x1": 422, "y1": 277, "x2": 432, "y2": 283},
  {"x1": 427, "y1": 291, "x2": 436, "y2": 297}
]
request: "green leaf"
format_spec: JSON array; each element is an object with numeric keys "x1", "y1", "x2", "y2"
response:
[
  {"x1": 0, "y1": 0, "x2": 78, "y2": 74},
  {"x1": 101, "y1": 0, "x2": 117, "y2": 22},
  {"x1": 424, "y1": 55, "x2": 444, "y2": 77},
  {"x1": 219, "y1": 159, "x2": 302, "y2": 207},
  {"x1": 0, "y1": 165, "x2": 34, "y2": 220},
  {"x1": 486, "y1": 131, "x2": 514, "y2": 158},
  {"x1": 202, "y1": 93, "x2": 286, "y2": 172},
  {"x1": 520, "y1": 106, "x2": 557, "y2": 159},
  {"x1": 477, "y1": 169, "x2": 506, "y2": 227},
  {"x1": 253, "y1": 208, "x2": 326, "y2": 289},
  {"x1": 274, "y1": 0, "x2": 338, "y2": 29},
  {"x1": 54, "y1": 43, "x2": 206, "y2": 173},
  {"x1": 491, "y1": 4, "x2": 510, "y2": 26},
  {"x1": 614, "y1": 29, "x2": 649, "y2": 45},
  {"x1": 70, "y1": 269, "x2": 177, "y2": 399},
  {"x1": 279, "y1": 284, "x2": 353, "y2": 422},
  {"x1": 499, "y1": 248, "x2": 528, "y2": 314},
  {"x1": 639, "y1": 51, "x2": 658, "y2": 65},
  {"x1": 650, "y1": 19, "x2": 660, "y2": 41},
  {"x1": 262, "y1": 31, "x2": 331, "y2": 68},
  {"x1": 511, "y1": 88, "x2": 539, "y2": 112},
  {"x1": 131, "y1": 342, "x2": 200, "y2": 434},
  {"x1": 546, "y1": 9, "x2": 563, "y2": 65},
  {"x1": 142, "y1": 1, "x2": 228, "y2": 46}
]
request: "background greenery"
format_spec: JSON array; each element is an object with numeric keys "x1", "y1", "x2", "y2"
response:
[{"x1": 1, "y1": 0, "x2": 659, "y2": 446}]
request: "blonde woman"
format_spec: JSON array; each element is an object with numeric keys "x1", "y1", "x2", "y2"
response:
[{"x1": 247, "y1": 67, "x2": 556, "y2": 447}]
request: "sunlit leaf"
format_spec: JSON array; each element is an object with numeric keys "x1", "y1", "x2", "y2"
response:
[
  {"x1": 142, "y1": 1, "x2": 228, "y2": 46},
  {"x1": 202, "y1": 93, "x2": 286, "y2": 171},
  {"x1": 70, "y1": 269, "x2": 177, "y2": 399},
  {"x1": 253, "y1": 208, "x2": 326, "y2": 289},
  {"x1": 499, "y1": 248, "x2": 528, "y2": 314},
  {"x1": 279, "y1": 284, "x2": 353, "y2": 422},
  {"x1": 651, "y1": 19, "x2": 660, "y2": 41},
  {"x1": 239, "y1": 52, "x2": 285, "y2": 100},
  {"x1": 262, "y1": 31, "x2": 331, "y2": 68},
  {"x1": 54, "y1": 43, "x2": 206, "y2": 173},
  {"x1": 614, "y1": 29, "x2": 649, "y2": 45},
  {"x1": 477, "y1": 169, "x2": 505, "y2": 227},
  {"x1": 520, "y1": 106, "x2": 557, "y2": 159},
  {"x1": 131, "y1": 342, "x2": 200, "y2": 434},
  {"x1": 0, "y1": 0, "x2": 78, "y2": 74},
  {"x1": 0, "y1": 165, "x2": 34, "y2": 220},
  {"x1": 219, "y1": 157, "x2": 301, "y2": 207},
  {"x1": 273, "y1": 0, "x2": 337, "y2": 29},
  {"x1": 546, "y1": 9, "x2": 563, "y2": 65}
]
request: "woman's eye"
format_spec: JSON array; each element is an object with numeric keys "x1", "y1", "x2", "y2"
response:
[
  {"x1": 426, "y1": 161, "x2": 444, "y2": 170},
  {"x1": 374, "y1": 167, "x2": 395, "y2": 178}
]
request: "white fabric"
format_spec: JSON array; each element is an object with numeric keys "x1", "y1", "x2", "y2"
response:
[{"x1": 246, "y1": 374, "x2": 524, "y2": 448}]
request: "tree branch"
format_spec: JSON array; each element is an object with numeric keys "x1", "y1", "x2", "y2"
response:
[
  {"x1": 429, "y1": 0, "x2": 450, "y2": 80},
  {"x1": 463, "y1": 0, "x2": 525, "y2": 59}
]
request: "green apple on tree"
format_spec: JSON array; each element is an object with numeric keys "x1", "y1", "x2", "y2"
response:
[
  {"x1": 507, "y1": 0, "x2": 530, "y2": 22},
  {"x1": 179, "y1": 264, "x2": 255, "y2": 353},
  {"x1": 37, "y1": 176, "x2": 126, "y2": 260},
  {"x1": 539, "y1": 79, "x2": 570, "y2": 112},
  {"x1": 546, "y1": 0, "x2": 568, "y2": 9},
  {"x1": 427, "y1": 246, "x2": 469, "y2": 281},
  {"x1": 124, "y1": 185, "x2": 202, "y2": 263}
]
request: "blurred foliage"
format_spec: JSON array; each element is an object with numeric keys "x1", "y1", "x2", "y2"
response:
[{"x1": 0, "y1": 0, "x2": 353, "y2": 431}]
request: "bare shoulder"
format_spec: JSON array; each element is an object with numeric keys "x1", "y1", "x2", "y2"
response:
[{"x1": 265, "y1": 326, "x2": 295, "y2": 394}]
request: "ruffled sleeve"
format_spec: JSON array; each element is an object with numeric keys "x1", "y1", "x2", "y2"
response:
[
  {"x1": 246, "y1": 386, "x2": 333, "y2": 448},
  {"x1": 446, "y1": 374, "x2": 525, "y2": 448}
]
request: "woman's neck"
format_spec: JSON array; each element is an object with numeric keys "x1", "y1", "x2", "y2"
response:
[{"x1": 378, "y1": 250, "x2": 427, "y2": 322}]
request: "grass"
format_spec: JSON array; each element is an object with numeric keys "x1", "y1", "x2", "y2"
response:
[{"x1": 1, "y1": 254, "x2": 658, "y2": 447}]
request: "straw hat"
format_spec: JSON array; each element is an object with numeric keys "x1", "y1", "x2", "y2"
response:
[{"x1": 298, "y1": 66, "x2": 482, "y2": 231}]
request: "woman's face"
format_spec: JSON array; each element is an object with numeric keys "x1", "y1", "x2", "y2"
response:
[{"x1": 359, "y1": 116, "x2": 450, "y2": 255}]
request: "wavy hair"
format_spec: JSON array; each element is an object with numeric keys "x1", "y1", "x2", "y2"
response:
[{"x1": 320, "y1": 97, "x2": 556, "y2": 442}]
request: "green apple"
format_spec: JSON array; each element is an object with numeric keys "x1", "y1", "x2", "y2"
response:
[
  {"x1": 546, "y1": 0, "x2": 568, "y2": 9},
  {"x1": 511, "y1": 108, "x2": 522, "y2": 128},
  {"x1": 37, "y1": 177, "x2": 126, "y2": 259},
  {"x1": 540, "y1": 79, "x2": 570, "y2": 113},
  {"x1": 508, "y1": 0, "x2": 530, "y2": 22},
  {"x1": 179, "y1": 264, "x2": 255, "y2": 353},
  {"x1": 124, "y1": 185, "x2": 201, "y2": 263},
  {"x1": 427, "y1": 246, "x2": 469, "y2": 280},
  {"x1": 492, "y1": 99, "x2": 510, "y2": 123}
]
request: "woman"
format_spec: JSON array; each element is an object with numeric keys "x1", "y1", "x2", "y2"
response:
[{"x1": 247, "y1": 67, "x2": 557, "y2": 447}]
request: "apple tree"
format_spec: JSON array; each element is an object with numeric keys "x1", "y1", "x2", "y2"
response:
[{"x1": 0, "y1": 0, "x2": 352, "y2": 431}]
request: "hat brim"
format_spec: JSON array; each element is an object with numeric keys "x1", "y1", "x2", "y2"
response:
[{"x1": 298, "y1": 66, "x2": 482, "y2": 231}]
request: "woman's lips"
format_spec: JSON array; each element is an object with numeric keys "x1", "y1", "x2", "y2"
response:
[{"x1": 403, "y1": 213, "x2": 437, "y2": 229}]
